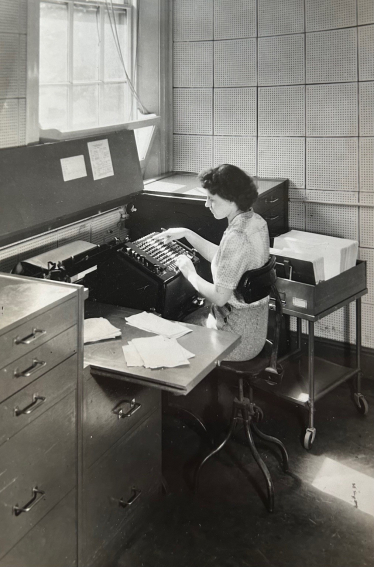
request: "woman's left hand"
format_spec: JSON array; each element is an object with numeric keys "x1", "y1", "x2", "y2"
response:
[{"x1": 175, "y1": 255, "x2": 196, "y2": 280}]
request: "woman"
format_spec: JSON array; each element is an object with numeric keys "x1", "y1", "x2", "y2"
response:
[{"x1": 155, "y1": 164, "x2": 270, "y2": 361}]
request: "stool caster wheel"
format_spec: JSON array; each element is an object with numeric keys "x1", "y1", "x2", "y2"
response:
[
  {"x1": 304, "y1": 427, "x2": 316, "y2": 450},
  {"x1": 354, "y1": 393, "x2": 369, "y2": 415}
]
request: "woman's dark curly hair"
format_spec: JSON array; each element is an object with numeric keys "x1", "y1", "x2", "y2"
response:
[{"x1": 198, "y1": 164, "x2": 258, "y2": 212}]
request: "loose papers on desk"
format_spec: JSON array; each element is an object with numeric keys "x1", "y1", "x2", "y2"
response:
[
  {"x1": 123, "y1": 336, "x2": 195, "y2": 369},
  {"x1": 273, "y1": 230, "x2": 358, "y2": 281},
  {"x1": 125, "y1": 311, "x2": 191, "y2": 339},
  {"x1": 84, "y1": 317, "x2": 121, "y2": 344}
]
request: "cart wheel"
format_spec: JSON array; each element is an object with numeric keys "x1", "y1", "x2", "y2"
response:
[
  {"x1": 354, "y1": 393, "x2": 369, "y2": 416},
  {"x1": 253, "y1": 405, "x2": 264, "y2": 423},
  {"x1": 304, "y1": 428, "x2": 316, "y2": 450}
]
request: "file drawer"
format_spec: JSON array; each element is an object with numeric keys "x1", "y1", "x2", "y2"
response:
[
  {"x1": 83, "y1": 410, "x2": 161, "y2": 562},
  {"x1": 0, "y1": 297, "x2": 77, "y2": 370},
  {"x1": 0, "y1": 325, "x2": 77, "y2": 402},
  {"x1": 0, "y1": 391, "x2": 76, "y2": 559},
  {"x1": 0, "y1": 355, "x2": 77, "y2": 447},
  {"x1": 84, "y1": 372, "x2": 161, "y2": 468},
  {"x1": 0, "y1": 489, "x2": 77, "y2": 567}
]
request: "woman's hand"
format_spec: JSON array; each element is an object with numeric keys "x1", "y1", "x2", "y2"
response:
[
  {"x1": 153, "y1": 228, "x2": 188, "y2": 244},
  {"x1": 175, "y1": 255, "x2": 196, "y2": 281}
]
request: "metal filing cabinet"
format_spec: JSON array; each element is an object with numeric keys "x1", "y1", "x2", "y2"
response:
[{"x1": 0, "y1": 273, "x2": 84, "y2": 567}]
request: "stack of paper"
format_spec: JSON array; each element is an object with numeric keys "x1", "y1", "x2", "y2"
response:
[
  {"x1": 125, "y1": 312, "x2": 191, "y2": 339},
  {"x1": 84, "y1": 317, "x2": 121, "y2": 344},
  {"x1": 122, "y1": 336, "x2": 194, "y2": 369},
  {"x1": 273, "y1": 230, "x2": 358, "y2": 281}
]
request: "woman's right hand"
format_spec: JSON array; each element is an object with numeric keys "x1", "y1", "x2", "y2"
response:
[{"x1": 153, "y1": 227, "x2": 188, "y2": 244}]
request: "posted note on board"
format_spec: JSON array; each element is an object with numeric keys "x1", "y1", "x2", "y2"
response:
[
  {"x1": 60, "y1": 155, "x2": 87, "y2": 182},
  {"x1": 87, "y1": 139, "x2": 114, "y2": 181}
]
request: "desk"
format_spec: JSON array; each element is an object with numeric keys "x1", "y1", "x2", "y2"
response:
[{"x1": 82, "y1": 301, "x2": 240, "y2": 567}]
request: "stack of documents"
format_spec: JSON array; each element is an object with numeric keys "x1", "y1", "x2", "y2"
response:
[
  {"x1": 125, "y1": 312, "x2": 191, "y2": 339},
  {"x1": 273, "y1": 230, "x2": 358, "y2": 281},
  {"x1": 270, "y1": 246, "x2": 325, "y2": 283},
  {"x1": 123, "y1": 335, "x2": 194, "y2": 369},
  {"x1": 84, "y1": 317, "x2": 121, "y2": 344}
]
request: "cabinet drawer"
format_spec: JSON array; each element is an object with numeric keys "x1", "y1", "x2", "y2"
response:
[
  {"x1": 84, "y1": 372, "x2": 161, "y2": 468},
  {"x1": 0, "y1": 355, "x2": 77, "y2": 447},
  {"x1": 0, "y1": 325, "x2": 77, "y2": 402},
  {"x1": 0, "y1": 489, "x2": 77, "y2": 567},
  {"x1": 0, "y1": 297, "x2": 77, "y2": 370},
  {"x1": 0, "y1": 391, "x2": 76, "y2": 559},
  {"x1": 83, "y1": 410, "x2": 161, "y2": 562}
]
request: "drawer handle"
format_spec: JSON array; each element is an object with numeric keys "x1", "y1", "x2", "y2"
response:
[
  {"x1": 14, "y1": 328, "x2": 46, "y2": 345},
  {"x1": 118, "y1": 488, "x2": 142, "y2": 509},
  {"x1": 264, "y1": 215, "x2": 280, "y2": 222},
  {"x1": 14, "y1": 359, "x2": 47, "y2": 378},
  {"x1": 13, "y1": 487, "x2": 45, "y2": 516},
  {"x1": 14, "y1": 394, "x2": 46, "y2": 416},
  {"x1": 264, "y1": 197, "x2": 279, "y2": 204},
  {"x1": 112, "y1": 398, "x2": 141, "y2": 419}
]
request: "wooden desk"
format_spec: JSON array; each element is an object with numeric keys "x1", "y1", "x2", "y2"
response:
[{"x1": 84, "y1": 302, "x2": 240, "y2": 395}]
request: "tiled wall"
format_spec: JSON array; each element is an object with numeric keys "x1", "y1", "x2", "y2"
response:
[{"x1": 172, "y1": 0, "x2": 374, "y2": 349}]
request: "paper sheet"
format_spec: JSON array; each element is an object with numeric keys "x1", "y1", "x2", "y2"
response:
[
  {"x1": 125, "y1": 312, "x2": 191, "y2": 339},
  {"x1": 87, "y1": 139, "x2": 114, "y2": 180},
  {"x1": 60, "y1": 155, "x2": 87, "y2": 182},
  {"x1": 84, "y1": 317, "x2": 121, "y2": 344},
  {"x1": 123, "y1": 336, "x2": 194, "y2": 369}
]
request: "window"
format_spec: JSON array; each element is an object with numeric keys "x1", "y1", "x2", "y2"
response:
[{"x1": 39, "y1": 0, "x2": 133, "y2": 131}]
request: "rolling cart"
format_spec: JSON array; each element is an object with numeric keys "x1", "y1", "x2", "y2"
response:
[{"x1": 252, "y1": 260, "x2": 368, "y2": 449}]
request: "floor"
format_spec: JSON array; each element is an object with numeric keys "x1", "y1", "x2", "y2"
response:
[{"x1": 116, "y1": 376, "x2": 374, "y2": 567}]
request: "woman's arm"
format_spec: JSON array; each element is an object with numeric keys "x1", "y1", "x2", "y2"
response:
[
  {"x1": 176, "y1": 256, "x2": 232, "y2": 307},
  {"x1": 154, "y1": 228, "x2": 218, "y2": 263}
]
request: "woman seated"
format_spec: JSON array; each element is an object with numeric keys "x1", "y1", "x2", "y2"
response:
[{"x1": 154, "y1": 164, "x2": 270, "y2": 362}]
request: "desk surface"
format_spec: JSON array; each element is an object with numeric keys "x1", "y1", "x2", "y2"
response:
[{"x1": 84, "y1": 302, "x2": 240, "y2": 395}]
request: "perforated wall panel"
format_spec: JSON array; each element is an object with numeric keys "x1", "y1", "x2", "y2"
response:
[
  {"x1": 258, "y1": 137, "x2": 305, "y2": 188},
  {"x1": 213, "y1": 136, "x2": 256, "y2": 174},
  {"x1": 258, "y1": 86, "x2": 305, "y2": 136},
  {"x1": 173, "y1": 89, "x2": 213, "y2": 135},
  {"x1": 306, "y1": 83, "x2": 358, "y2": 136},
  {"x1": 214, "y1": 88, "x2": 256, "y2": 136},
  {"x1": 0, "y1": 1, "x2": 20, "y2": 33},
  {"x1": 359, "y1": 82, "x2": 374, "y2": 136},
  {"x1": 359, "y1": 207, "x2": 374, "y2": 247},
  {"x1": 362, "y1": 304, "x2": 374, "y2": 348},
  {"x1": 314, "y1": 304, "x2": 356, "y2": 345},
  {"x1": 258, "y1": 34, "x2": 304, "y2": 86},
  {"x1": 173, "y1": 42, "x2": 213, "y2": 87},
  {"x1": 173, "y1": 135, "x2": 213, "y2": 173},
  {"x1": 306, "y1": 190, "x2": 359, "y2": 204},
  {"x1": 306, "y1": 138, "x2": 358, "y2": 190},
  {"x1": 214, "y1": 0, "x2": 256, "y2": 40},
  {"x1": 19, "y1": 0, "x2": 27, "y2": 34},
  {"x1": 0, "y1": 33, "x2": 20, "y2": 98},
  {"x1": 173, "y1": 0, "x2": 213, "y2": 41},
  {"x1": 359, "y1": 248, "x2": 374, "y2": 304},
  {"x1": 305, "y1": 0, "x2": 356, "y2": 32},
  {"x1": 18, "y1": 34, "x2": 26, "y2": 97},
  {"x1": 306, "y1": 202, "x2": 358, "y2": 240},
  {"x1": 358, "y1": 25, "x2": 374, "y2": 81},
  {"x1": 214, "y1": 39, "x2": 256, "y2": 87},
  {"x1": 306, "y1": 28, "x2": 357, "y2": 83},
  {"x1": 358, "y1": 0, "x2": 374, "y2": 25},
  {"x1": 19, "y1": 99, "x2": 26, "y2": 145},
  {"x1": 258, "y1": 0, "x2": 304, "y2": 36},
  {"x1": 288, "y1": 201, "x2": 306, "y2": 230},
  {"x1": 359, "y1": 138, "x2": 374, "y2": 192},
  {"x1": 0, "y1": 100, "x2": 19, "y2": 149}
]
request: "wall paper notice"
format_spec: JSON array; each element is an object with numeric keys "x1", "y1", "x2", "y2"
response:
[
  {"x1": 60, "y1": 155, "x2": 87, "y2": 182},
  {"x1": 87, "y1": 139, "x2": 114, "y2": 181}
]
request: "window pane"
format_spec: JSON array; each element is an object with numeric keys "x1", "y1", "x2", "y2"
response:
[
  {"x1": 100, "y1": 83, "x2": 127, "y2": 125},
  {"x1": 39, "y1": 85, "x2": 68, "y2": 130},
  {"x1": 39, "y1": 3, "x2": 68, "y2": 83},
  {"x1": 72, "y1": 85, "x2": 99, "y2": 129},
  {"x1": 104, "y1": 10, "x2": 128, "y2": 81},
  {"x1": 73, "y1": 6, "x2": 100, "y2": 82}
]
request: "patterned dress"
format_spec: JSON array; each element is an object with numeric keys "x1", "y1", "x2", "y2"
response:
[{"x1": 185, "y1": 209, "x2": 270, "y2": 361}]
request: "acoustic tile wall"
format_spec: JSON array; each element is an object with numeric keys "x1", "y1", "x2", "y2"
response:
[{"x1": 172, "y1": 0, "x2": 374, "y2": 349}]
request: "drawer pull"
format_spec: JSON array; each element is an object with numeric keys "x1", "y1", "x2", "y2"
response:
[
  {"x1": 13, "y1": 487, "x2": 45, "y2": 516},
  {"x1": 14, "y1": 359, "x2": 47, "y2": 378},
  {"x1": 264, "y1": 197, "x2": 279, "y2": 204},
  {"x1": 14, "y1": 394, "x2": 46, "y2": 416},
  {"x1": 14, "y1": 328, "x2": 46, "y2": 345},
  {"x1": 118, "y1": 488, "x2": 142, "y2": 509},
  {"x1": 264, "y1": 215, "x2": 280, "y2": 222},
  {"x1": 112, "y1": 398, "x2": 141, "y2": 419}
]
